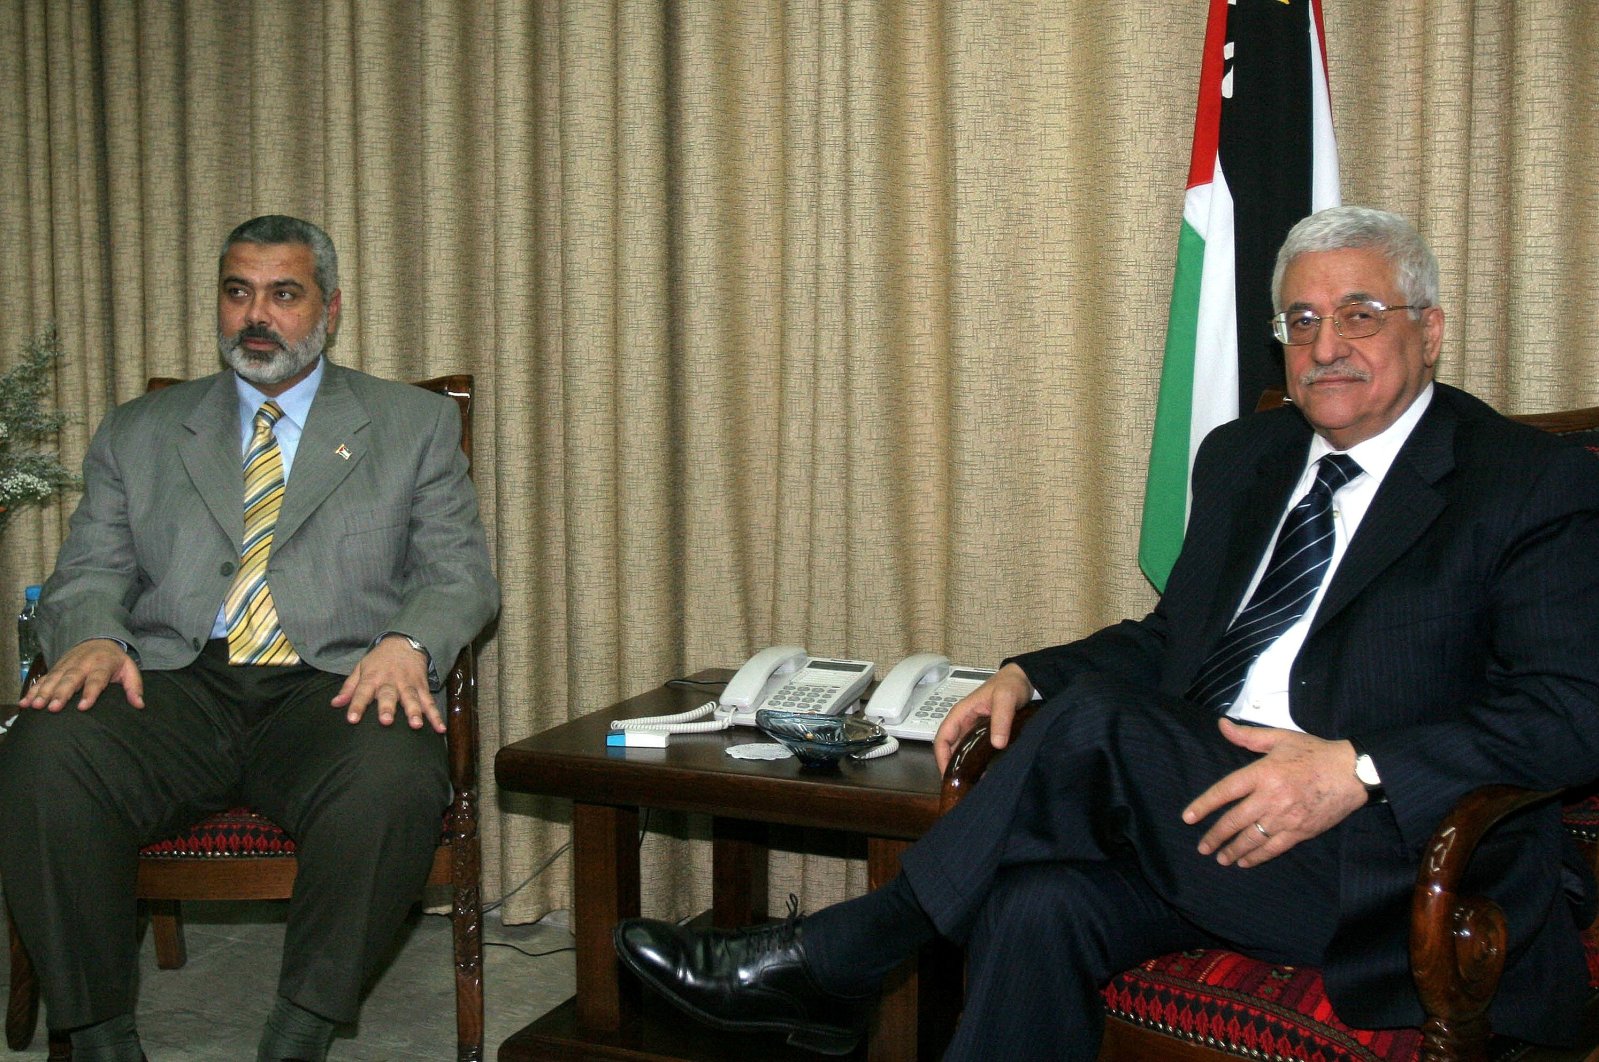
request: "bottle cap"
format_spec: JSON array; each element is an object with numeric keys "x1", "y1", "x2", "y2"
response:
[{"x1": 24, "y1": 585, "x2": 42, "y2": 602}]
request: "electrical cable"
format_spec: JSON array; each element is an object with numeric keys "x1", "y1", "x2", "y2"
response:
[
  {"x1": 481, "y1": 840, "x2": 571, "y2": 915},
  {"x1": 485, "y1": 939, "x2": 576, "y2": 959},
  {"x1": 665, "y1": 676, "x2": 727, "y2": 691}
]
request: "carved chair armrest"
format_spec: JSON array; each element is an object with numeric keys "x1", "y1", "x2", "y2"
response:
[
  {"x1": 939, "y1": 703, "x2": 1039, "y2": 813},
  {"x1": 1409, "y1": 783, "x2": 1561, "y2": 1059},
  {"x1": 442, "y1": 647, "x2": 479, "y2": 798}
]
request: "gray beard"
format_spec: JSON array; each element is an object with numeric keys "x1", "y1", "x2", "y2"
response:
[{"x1": 218, "y1": 313, "x2": 328, "y2": 387}]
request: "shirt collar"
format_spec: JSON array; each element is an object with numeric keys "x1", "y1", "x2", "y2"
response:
[
  {"x1": 234, "y1": 357, "x2": 325, "y2": 431},
  {"x1": 1307, "y1": 381, "x2": 1435, "y2": 480}
]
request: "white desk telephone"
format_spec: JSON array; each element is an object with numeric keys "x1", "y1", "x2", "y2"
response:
[
  {"x1": 863, "y1": 652, "x2": 996, "y2": 742},
  {"x1": 716, "y1": 645, "x2": 876, "y2": 726},
  {"x1": 614, "y1": 648, "x2": 991, "y2": 749}
]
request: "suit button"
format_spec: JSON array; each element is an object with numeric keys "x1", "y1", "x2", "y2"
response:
[
  {"x1": 220, "y1": 562, "x2": 235, "y2": 576},
  {"x1": 192, "y1": 637, "x2": 202, "y2": 650}
]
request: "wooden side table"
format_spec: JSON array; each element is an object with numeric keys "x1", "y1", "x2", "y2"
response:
[{"x1": 494, "y1": 669, "x2": 959, "y2": 1062}]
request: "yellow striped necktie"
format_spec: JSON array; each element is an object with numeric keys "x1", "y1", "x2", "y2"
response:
[{"x1": 224, "y1": 401, "x2": 301, "y2": 665}]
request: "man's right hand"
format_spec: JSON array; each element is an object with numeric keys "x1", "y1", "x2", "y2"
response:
[
  {"x1": 933, "y1": 662, "x2": 1035, "y2": 774},
  {"x1": 18, "y1": 638, "x2": 144, "y2": 712}
]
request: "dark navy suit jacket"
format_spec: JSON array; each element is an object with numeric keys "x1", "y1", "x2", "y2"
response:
[{"x1": 1015, "y1": 383, "x2": 1599, "y2": 1040}]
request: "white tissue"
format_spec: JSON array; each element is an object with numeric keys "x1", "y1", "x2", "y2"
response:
[{"x1": 724, "y1": 742, "x2": 795, "y2": 761}]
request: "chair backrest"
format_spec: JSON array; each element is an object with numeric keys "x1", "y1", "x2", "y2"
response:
[
  {"x1": 1511, "y1": 405, "x2": 1599, "y2": 447},
  {"x1": 1254, "y1": 387, "x2": 1599, "y2": 440},
  {"x1": 147, "y1": 371, "x2": 475, "y2": 469}
]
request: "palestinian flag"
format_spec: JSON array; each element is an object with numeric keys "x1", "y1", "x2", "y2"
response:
[{"x1": 1137, "y1": 0, "x2": 1339, "y2": 591}]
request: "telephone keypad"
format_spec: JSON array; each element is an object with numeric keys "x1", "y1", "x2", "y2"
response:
[
  {"x1": 768, "y1": 683, "x2": 836, "y2": 712},
  {"x1": 880, "y1": 669, "x2": 996, "y2": 741},
  {"x1": 913, "y1": 690, "x2": 963, "y2": 721}
]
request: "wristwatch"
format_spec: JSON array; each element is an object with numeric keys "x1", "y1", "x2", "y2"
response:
[
  {"x1": 376, "y1": 631, "x2": 442, "y2": 692},
  {"x1": 1349, "y1": 738, "x2": 1388, "y2": 805},
  {"x1": 392, "y1": 633, "x2": 428, "y2": 658}
]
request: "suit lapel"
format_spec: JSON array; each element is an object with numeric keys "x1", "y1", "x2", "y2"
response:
[
  {"x1": 179, "y1": 374, "x2": 248, "y2": 549},
  {"x1": 1310, "y1": 395, "x2": 1455, "y2": 633},
  {"x1": 1196, "y1": 430, "x2": 1315, "y2": 649},
  {"x1": 274, "y1": 365, "x2": 370, "y2": 548}
]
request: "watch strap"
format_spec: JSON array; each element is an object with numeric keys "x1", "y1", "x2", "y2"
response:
[{"x1": 1348, "y1": 737, "x2": 1388, "y2": 806}]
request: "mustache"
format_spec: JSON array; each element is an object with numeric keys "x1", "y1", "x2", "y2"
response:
[
  {"x1": 1299, "y1": 362, "x2": 1372, "y2": 386},
  {"x1": 233, "y1": 324, "x2": 284, "y2": 349}
]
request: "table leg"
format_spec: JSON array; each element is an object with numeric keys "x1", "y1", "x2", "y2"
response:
[
  {"x1": 572, "y1": 802, "x2": 641, "y2": 1031},
  {"x1": 867, "y1": 837, "x2": 917, "y2": 1062},
  {"x1": 711, "y1": 817, "x2": 769, "y2": 928}
]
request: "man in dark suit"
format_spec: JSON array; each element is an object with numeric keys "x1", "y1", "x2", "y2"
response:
[
  {"x1": 0, "y1": 215, "x2": 499, "y2": 1062},
  {"x1": 613, "y1": 206, "x2": 1599, "y2": 1058}
]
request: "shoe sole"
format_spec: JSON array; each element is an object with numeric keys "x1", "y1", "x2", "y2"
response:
[{"x1": 611, "y1": 925, "x2": 862, "y2": 1056}]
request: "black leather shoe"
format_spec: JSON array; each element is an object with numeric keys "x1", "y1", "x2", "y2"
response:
[{"x1": 613, "y1": 899, "x2": 874, "y2": 1055}]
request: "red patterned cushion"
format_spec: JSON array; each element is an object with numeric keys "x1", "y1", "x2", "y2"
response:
[
  {"x1": 1106, "y1": 927, "x2": 1599, "y2": 1060},
  {"x1": 1564, "y1": 790, "x2": 1599, "y2": 842},
  {"x1": 140, "y1": 807, "x2": 295, "y2": 858},
  {"x1": 1103, "y1": 950, "x2": 1424, "y2": 1061},
  {"x1": 139, "y1": 805, "x2": 453, "y2": 858}
]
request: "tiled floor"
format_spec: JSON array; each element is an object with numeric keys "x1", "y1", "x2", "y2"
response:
[{"x1": 1, "y1": 900, "x2": 576, "y2": 1060}]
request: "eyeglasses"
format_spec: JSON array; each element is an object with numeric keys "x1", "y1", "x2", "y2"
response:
[{"x1": 1269, "y1": 299, "x2": 1424, "y2": 345}]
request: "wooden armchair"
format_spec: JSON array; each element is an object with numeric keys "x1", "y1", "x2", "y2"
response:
[
  {"x1": 4, "y1": 374, "x2": 486, "y2": 1061},
  {"x1": 939, "y1": 401, "x2": 1599, "y2": 1062}
]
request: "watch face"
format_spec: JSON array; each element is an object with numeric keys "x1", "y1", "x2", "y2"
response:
[{"x1": 1355, "y1": 753, "x2": 1380, "y2": 787}]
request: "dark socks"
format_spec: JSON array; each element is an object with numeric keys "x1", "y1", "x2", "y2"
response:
[
  {"x1": 802, "y1": 873, "x2": 939, "y2": 996},
  {"x1": 68, "y1": 1013, "x2": 143, "y2": 1062},
  {"x1": 257, "y1": 994, "x2": 337, "y2": 1062}
]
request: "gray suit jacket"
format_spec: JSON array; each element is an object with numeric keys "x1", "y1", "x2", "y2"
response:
[{"x1": 38, "y1": 362, "x2": 499, "y2": 681}]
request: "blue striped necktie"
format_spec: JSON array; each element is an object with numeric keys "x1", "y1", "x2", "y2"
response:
[
  {"x1": 223, "y1": 401, "x2": 301, "y2": 665},
  {"x1": 1187, "y1": 452, "x2": 1362, "y2": 714}
]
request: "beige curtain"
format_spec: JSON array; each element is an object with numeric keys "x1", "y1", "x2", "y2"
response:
[{"x1": 2, "y1": 1, "x2": 1596, "y2": 927}]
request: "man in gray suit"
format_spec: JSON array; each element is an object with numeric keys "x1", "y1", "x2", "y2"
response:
[{"x1": 0, "y1": 215, "x2": 499, "y2": 1062}]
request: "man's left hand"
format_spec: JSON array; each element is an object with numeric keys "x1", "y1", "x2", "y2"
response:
[
  {"x1": 331, "y1": 636, "x2": 441, "y2": 732},
  {"x1": 1182, "y1": 718, "x2": 1368, "y2": 868}
]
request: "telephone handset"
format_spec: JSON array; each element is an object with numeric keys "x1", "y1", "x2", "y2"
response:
[
  {"x1": 864, "y1": 652, "x2": 996, "y2": 742},
  {"x1": 716, "y1": 645, "x2": 876, "y2": 727}
]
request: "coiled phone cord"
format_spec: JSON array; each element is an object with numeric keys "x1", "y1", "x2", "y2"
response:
[
  {"x1": 610, "y1": 701, "x2": 733, "y2": 734},
  {"x1": 854, "y1": 732, "x2": 898, "y2": 760}
]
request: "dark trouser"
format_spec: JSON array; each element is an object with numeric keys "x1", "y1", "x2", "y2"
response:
[
  {"x1": 0, "y1": 641, "x2": 450, "y2": 1029},
  {"x1": 897, "y1": 673, "x2": 1343, "y2": 1061}
]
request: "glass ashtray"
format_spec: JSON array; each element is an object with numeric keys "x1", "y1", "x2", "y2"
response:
[{"x1": 754, "y1": 709, "x2": 888, "y2": 767}]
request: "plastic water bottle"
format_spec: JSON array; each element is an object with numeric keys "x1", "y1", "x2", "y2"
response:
[{"x1": 17, "y1": 584, "x2": 42, "y2": 694}]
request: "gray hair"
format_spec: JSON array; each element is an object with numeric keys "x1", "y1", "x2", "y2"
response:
[
  {"x1": 1271, "y1": 206, "x2": 1438, "y2": 313},
  {"x1": 220, "y1": 215, "x2": 339, "y2": 299}
]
